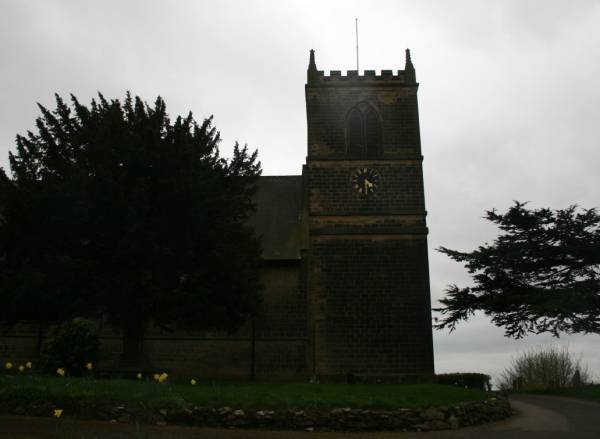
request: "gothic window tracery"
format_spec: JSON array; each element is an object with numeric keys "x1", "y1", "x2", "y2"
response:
[{"x1": 345, "y1": 104, "x2": 382, "y2": 158}]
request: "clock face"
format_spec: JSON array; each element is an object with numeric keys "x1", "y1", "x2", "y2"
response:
[{"x1": 351, "y1": 168, "x2": 380, "y2": 196}]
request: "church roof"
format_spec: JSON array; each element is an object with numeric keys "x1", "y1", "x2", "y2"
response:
[{"x1": 248, "y1": 175, "x2": 306, "y2": 261}]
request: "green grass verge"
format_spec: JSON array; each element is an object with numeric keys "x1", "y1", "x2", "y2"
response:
[
  {"x1": 0, "y1": 375, "x2": 490, "y2": 411},
  {"x1": 520, "y1": 385, "x2": 600, "y2": 402}
]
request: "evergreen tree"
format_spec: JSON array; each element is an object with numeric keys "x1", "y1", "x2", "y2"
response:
[
  {"x1": 0, "y1": 93, "x2": 262, "y2": 364},
  {"x1": 435, "y1": 202, "x2": 600, "y2": 338}
]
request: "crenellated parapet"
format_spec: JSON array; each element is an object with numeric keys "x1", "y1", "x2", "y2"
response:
[{"x1": 307, "y1": 49, "x2": 417, "y2": 85}]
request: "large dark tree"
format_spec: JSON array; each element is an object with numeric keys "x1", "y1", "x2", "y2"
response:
[
  {"x1": 435, "y1": 202, "x2": 600, "y2": 338},
  {"x1": 0, "y1": 93, "x2": 262, "y2": 364}
]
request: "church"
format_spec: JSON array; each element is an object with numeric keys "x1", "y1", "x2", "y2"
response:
[{"x1": 1, "y1": 50, "x2": 434, "y2": 382}]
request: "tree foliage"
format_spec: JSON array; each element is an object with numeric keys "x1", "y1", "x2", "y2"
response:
[
  {"x1": 0, "y1": 92, "x2": 262, "y2": 358},
  {"x1": 40, "y1": 318, "x2": 100, "y2": 376},
  {"x1": 435, "y1": 202, "x2": 600, "y2": 338}
]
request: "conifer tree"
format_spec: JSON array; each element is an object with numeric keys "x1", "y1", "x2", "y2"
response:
[
  {"x1": 435, "y1": 202, "x2": 600, "y2": 338},
  {"x1": 0, "y1": 93, "x2": 262, "y2": 364}
]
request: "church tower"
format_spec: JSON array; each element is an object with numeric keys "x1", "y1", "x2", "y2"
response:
[{"x1": 305, "y1": 49, "x2": 434, "y2": 380}]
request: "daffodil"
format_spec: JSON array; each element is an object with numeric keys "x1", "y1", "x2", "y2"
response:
[
  {"x1": 53, "y1": 409, "x2": 63, "y2": 418},
  {"x1": 5, "y1": 362, "x2": 13, "y2": 370},
  {"x1": 56, "y1": 368, "x2": 65, "y2": 377},
  {"x1": 136, "y1": 372, "x2": 143, "y2": 380},
  {"x1": 85, "y1": 362, "x2": 93, "y2": 371},
  {"x1": 158, "y1": 372, "x2": 168, "y2": 383},
  {"x1": 190, "y1": 378, "x2": 197, "y2": 385},
  {"x1": 18, "y1": 365, "x2": 25, "y2": 372},
  {"x1": 25, "y1": 361, "x2": 32, "y2": 369}
]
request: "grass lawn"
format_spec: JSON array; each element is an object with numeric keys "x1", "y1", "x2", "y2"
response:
[
  {"x1": 521, "y1": 385, "x2": 600, "y2": 403},
  {"x1": 0, "y1": 375, "x2": 490, "y2": 412}
]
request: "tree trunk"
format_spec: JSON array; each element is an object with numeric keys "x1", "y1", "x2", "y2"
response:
[
  {"x1": 119, "y1": 318, "x2": 152, "y2": 371},
  {"x1": 250, "y1": 317, "x2": 256, "y2": 381}
]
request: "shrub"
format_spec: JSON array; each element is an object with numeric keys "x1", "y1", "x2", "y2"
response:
[
  {"x1": 435, "y1": 373, "x2": 491, "y2": 390},
  {"x1": 497, "y1": 345, "x2": 590, "y2": 391},
  {"x1": 41, "y1": 318, "x2": 100, "y2": 376}
]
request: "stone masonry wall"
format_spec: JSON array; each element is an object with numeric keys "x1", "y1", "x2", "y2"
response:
[
  {"x1": 308, "y1": 160, "x2": 425, "y2": 215},
  {"x1": 254, "y1": 263, "x2": 307, "y2": 339},
  {"x1": 306, "y1": 84, "x2": 421, "y2": 159},
  {"x1": 0, "y1": 263, "x2": 308, "y2": 381},
  {"x1": 309, "y1": 235, "x2": 434, "y2": 377}
]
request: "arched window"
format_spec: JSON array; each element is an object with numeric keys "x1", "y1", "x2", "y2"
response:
[
  {"x1": 345, "y1": 105, "x2": 382, "y2": 159},
  {"x1": 346, "y1": 109, "x2": 364, "y2": 158},
  {"x1": 364, "y1": 108, "x2": 382, "y2": 158}
]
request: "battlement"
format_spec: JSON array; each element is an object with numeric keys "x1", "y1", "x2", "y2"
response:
[
  {"x1": 311, "y1": 69, "x2": 410, "y2": 83},
  {"x1": 307, "y1": 49, "x2": 416, "y2": 85}
]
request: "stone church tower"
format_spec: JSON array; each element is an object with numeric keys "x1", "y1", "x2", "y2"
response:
[{"x1": 305, "y1": 49, "x2": 434, "y2": 380}]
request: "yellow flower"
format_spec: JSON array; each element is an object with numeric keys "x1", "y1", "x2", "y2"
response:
[
  {"x1": 53, "y1": 409, "x2": 63, "y2": 418},
  {"x1": 5, "y1": 362, "x2": 12, "y2": 370},
  {"x1": 18, "y1": 365, "x2": 25, "y2": 373},
  {"x1": 25, "y1": 361, "x2": 32, "y2": 369},
  {"x1": 158, "y1": 372, "x2": 168, "y2": 383},
  {"x1": 136, "y1": 372, "x2": 143, "y2": 380},
  {"x1": 56, "y1": 368, "x2": 65, "y2": 377},
  {"x1": 153, "y1": 373, "x2": 160, "y2": 382},
  {"x1": 85, "y1": 362, "x2": 93, "y2": 371},
  {"x1": 190, "y1": 378, "x2": 197, "y2": 385}
]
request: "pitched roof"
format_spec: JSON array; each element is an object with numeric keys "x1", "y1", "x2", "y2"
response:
[{"x1": 248, "y1": 175, "x2": 306, "y2": 261}]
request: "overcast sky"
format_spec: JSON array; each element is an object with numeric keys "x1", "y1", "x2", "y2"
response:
[{"x1": 2, "y1": 0, "x2": 599, "y2": 384}]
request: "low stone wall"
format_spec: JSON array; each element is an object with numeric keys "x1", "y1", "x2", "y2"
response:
[
  {"x1": 2, "y1": 394, "x2": 511, "y2": 431},
  {"x1": 121, "y1": 396, "x2": 511, "y2": 431},
  {"x1": 0, "y1": 323, "x2": 308, "y2": 381}
]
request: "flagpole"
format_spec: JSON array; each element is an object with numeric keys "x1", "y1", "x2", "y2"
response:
[{"x1": 355, "y1": 18, "x2": 359, "y2": 72}]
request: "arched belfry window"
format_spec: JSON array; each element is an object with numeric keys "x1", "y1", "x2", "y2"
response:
[
  {"x1": 345, "y1": 104, "x2": 382, "y2": 158},
  {"x1": 347, "y1": 109, "x2": 364, "y2": 158},
  {"x1": 364, "y1": 108, "x2": 382, "y2": 158}
]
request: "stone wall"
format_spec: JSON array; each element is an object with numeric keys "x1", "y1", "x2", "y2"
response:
[
  {"x1": 255, "y1": 262, "x2": 307, "y2": 339},
  {"x1": 0, "y1": 327, "x2": 39, "y2": 367},
  {"x1": 308, "y1": 235, "x2": 434, "y2": 377},
  {"x1": 307, "y1": 160, "x2": 425, "y2": 215},
  {"x1": 305, "y1": 83, "x2": 421, "y2": 159},
  {"x1": 1, "y1": 393, "x2": 512, "y2": 432},
  {"x1": 154, "y1": 396, "x2": 512, "y2": 431},
  {"x1": 0, "y1": 262, "x2": 309, "y2": 381}
]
